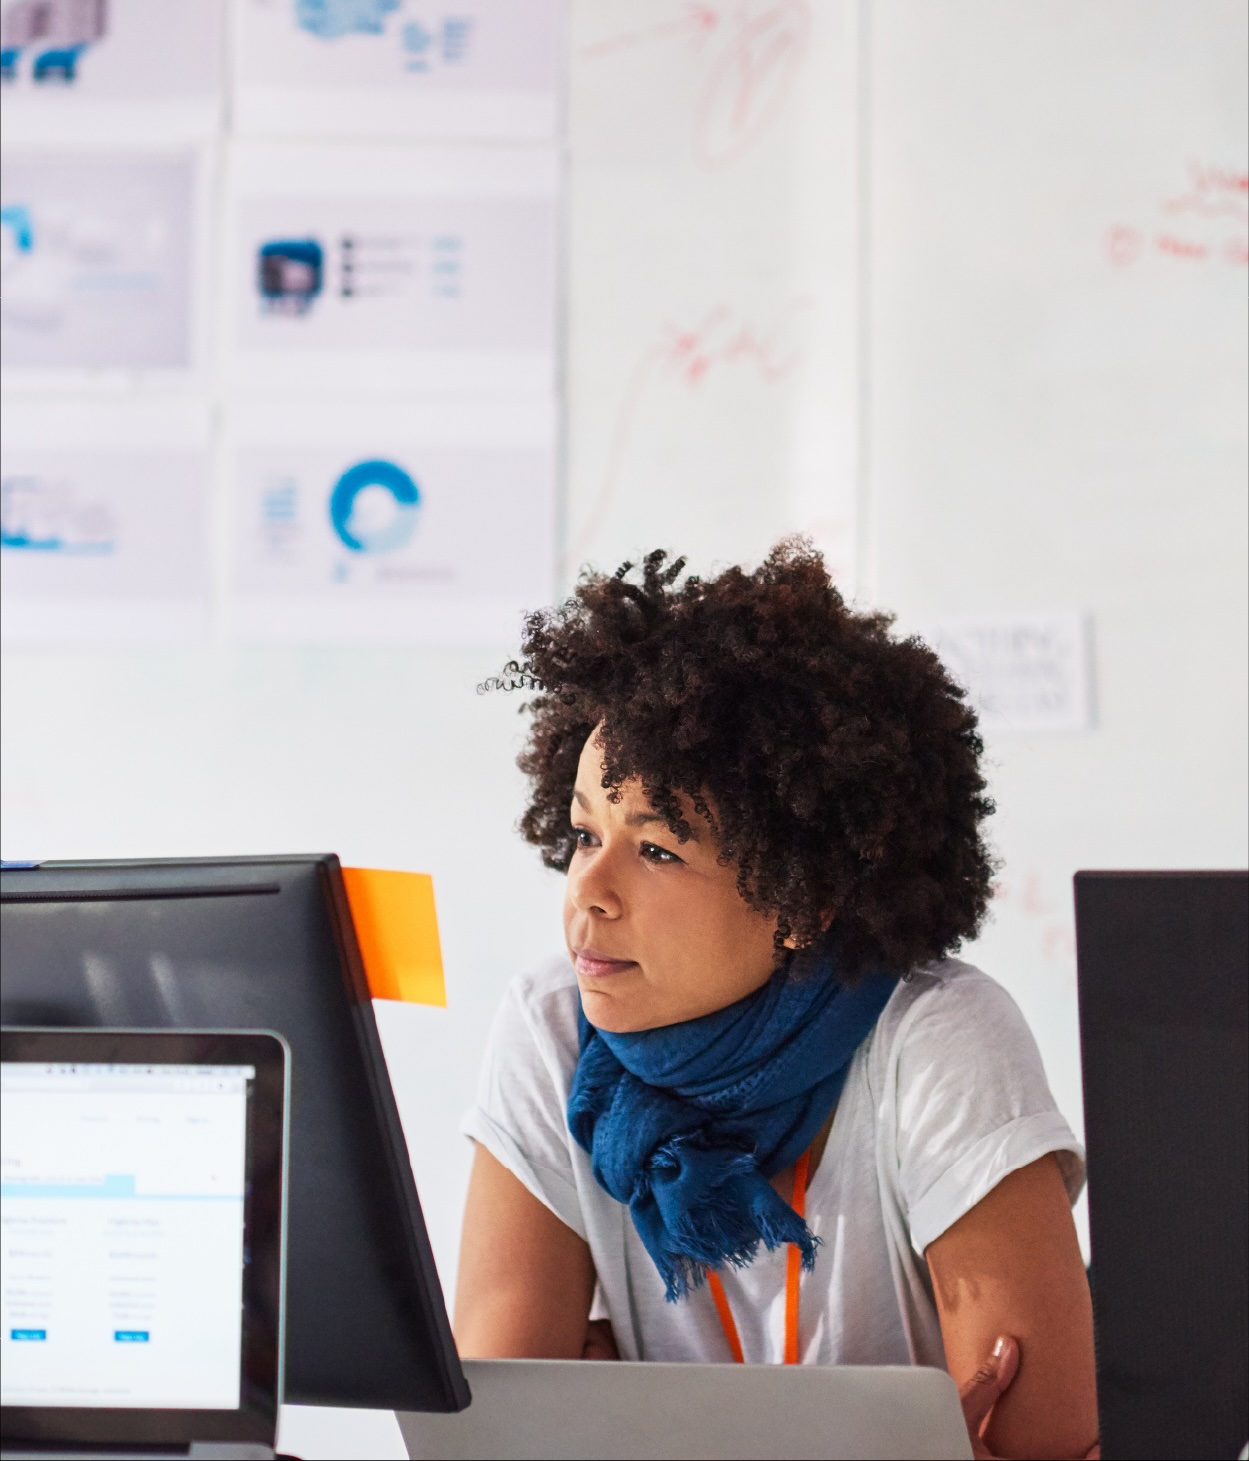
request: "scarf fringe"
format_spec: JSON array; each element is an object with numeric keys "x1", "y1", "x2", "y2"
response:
[{"x1": 655, "y1": 1171, "x2": 822, "y2": 1301}]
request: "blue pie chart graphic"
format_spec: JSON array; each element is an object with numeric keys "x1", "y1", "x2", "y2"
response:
[{"x1": 328, "y1": 459, "x2": 421, "y2": 554}]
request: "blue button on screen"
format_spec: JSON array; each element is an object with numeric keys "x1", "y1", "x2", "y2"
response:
[
  {"x1": 10, "y1": 1329, "x2": 47, "y2": 1341},
  {"x1": 113, "y1": 1330, "x2": 150, "y2": 1343}
]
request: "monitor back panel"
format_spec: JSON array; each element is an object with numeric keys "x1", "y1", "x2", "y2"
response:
[
  {"x1": 0, "y1": 857, "x2": 467, "y2": 1414},
  {"x1": 1075, "y1": 870, "x2": 1248, "y2": 1461}
]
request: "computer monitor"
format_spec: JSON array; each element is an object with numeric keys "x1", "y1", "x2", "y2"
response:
[
  {"x1": 1074, "y1": 870, "x2": 1248, "y2": 1461},
  {"x1": 1, "y1": 1027, "x2": 286, "y2": 1454},
  {"x1": 0, "y1": 857, "x2": 469, "y2": 1414}
]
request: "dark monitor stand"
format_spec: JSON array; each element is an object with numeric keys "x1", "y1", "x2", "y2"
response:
[
  {"x1": 1075, "y1": 870, "x2": 1248, "y2": 1461},
  {"x1": 0, "y1": 856, "x2": 470, "y2": 1415}
]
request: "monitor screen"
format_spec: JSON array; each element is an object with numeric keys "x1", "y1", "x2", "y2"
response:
[{"x1": 1, "y1": 1061, "x2": 254, "y2": 1412}]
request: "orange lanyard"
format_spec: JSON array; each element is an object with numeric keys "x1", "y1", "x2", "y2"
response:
[{"x1": 706, "y1": 1146, "x2": 811, "y2": 1366}]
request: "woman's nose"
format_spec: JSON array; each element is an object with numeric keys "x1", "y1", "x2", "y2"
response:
[{"x1": 568, "y1": 846, "x2": 623, "y2": 919}]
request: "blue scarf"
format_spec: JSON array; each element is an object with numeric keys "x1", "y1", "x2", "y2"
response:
[{"x1": 567, "y1": 959, "x2": 898, "y2": 1300}]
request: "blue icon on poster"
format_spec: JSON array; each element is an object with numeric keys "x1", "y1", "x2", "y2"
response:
[
  {"x1": 329, "y1": 459, "x2": 420, "y2": 554},
  {"x1": 258, "y1": 239, "x2": 323, "y2": 315}
]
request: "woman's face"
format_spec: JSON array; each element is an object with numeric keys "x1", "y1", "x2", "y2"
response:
[{"x1": 563, "y1": 732, "x2": 781, "y2": 1033}]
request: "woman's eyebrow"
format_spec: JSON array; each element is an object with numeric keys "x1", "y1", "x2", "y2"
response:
[
  {"x1": 625, "y1": 810, "x2": 699, "y2": 839},
  {"x1": 572, "y1": 787, "x2": 700, "y2": 840}
]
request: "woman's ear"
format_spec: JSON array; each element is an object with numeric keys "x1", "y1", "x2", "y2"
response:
[{"x1": 780, "y1": 912, "x2": 836, "y2": 953}]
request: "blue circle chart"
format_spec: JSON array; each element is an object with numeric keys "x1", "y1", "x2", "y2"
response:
[{"x1": 328, "y1": 459, "x2": 421, "y2": 554}]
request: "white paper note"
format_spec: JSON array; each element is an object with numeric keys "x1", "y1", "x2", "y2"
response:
[{"x1": 924, "y1": 615, "x2": 1094, "y2": 735}]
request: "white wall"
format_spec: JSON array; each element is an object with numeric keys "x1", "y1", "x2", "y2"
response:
[
  {"x1": 868, "y1": 0, "x2": 1249, "y2": 1257},
  {"x1": 2, "y1": 4, "x2": 1246, "y2": 1452}
]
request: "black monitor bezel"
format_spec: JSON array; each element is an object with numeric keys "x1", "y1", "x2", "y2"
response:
[
  {"x1": 0, "y1": 855, "x2": 471, "y2": 1414},
  {"x1": 0, "y1": 1027, "x2": 287, "y2": 1448}
]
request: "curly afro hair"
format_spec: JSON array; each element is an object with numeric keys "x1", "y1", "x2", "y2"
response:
[{"x1": 488, "y1": 538, "x2": 995, "y2": 978}]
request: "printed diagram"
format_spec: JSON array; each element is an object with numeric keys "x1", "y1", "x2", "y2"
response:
[
  {"x1": 0, "y1": 0, "x2": 107, "y2": 85},
  {"x1": 231, "y1": 434, "x2": 555, "y2": 641},
  {"x1": 256, "y1": 458, "x2": 422, "y2": 568},
  {"x1": 1, "y1": 152, "x2": 194, "y2": 371},
  {"x1": 0, "y1": 443, "x2": 211, "y2": 640},
  {"x1": 251, "y1": 454, "x2": 431, "y2": 584},
  {"x1": 237, "y1": 195, "x2": 550, "y2": 358},
  {"x1": 0, "y1": 472, "x2": 116, "y2": 554},
  {"x1": 327, "y1": 459, "x2": 420, "y2": 554},
  {"x1": 233, "y1": 0, "x2": 562, "y2": 136},
  {"x1": 294, "y1": 0, "x2": 473, "y2": 72},
  {"x1": 257, "y1": 230, "x2": 460, "y2": 316}
]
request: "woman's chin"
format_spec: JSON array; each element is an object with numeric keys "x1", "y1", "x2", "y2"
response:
[{"x1": 576, "y1": 979, "x2": 659, "y2": 1034}]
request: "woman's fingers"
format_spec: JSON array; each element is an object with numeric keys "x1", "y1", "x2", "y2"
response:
[{"x1": 959, "y1": 1334, "x2": 1020, "y2": 1457}]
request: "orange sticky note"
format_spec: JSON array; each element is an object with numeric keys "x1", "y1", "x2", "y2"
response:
[{"x1": 341, "y1": 867, "x2": 447, "y2": 1007}]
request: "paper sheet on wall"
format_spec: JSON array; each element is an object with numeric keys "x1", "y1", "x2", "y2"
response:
[
  {"x1": 0, "y1": 0, "x2": 223, "y2": 143},
  {"x1": 925, "y1": 616, "x2": 1094, "y2": 736},
  {"x1": 227, "y1": 143, "x2": 558, "y2": 395},
  {"x1": 233, "y1": 0, "x2": 562, "y2": 140},
  {"x1": 0, "y1": 401, "x2": 211, "y2": 642},
  {"x1": 227, "y1": 397, "x2": 556, "y2": 642},
  {"x1": 1, "y1": 151, "x2": 196, "y2": 373}
]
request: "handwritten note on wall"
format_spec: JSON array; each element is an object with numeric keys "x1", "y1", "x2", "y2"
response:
[{"x1": 925, "y1": 615, "x2": 1093, "y2": 736}]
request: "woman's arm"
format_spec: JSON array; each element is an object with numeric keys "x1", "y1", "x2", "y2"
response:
[
  {"x1": 455, "y1": 1142, "x2": 596, "y2": 1357},
  {"x1": 926, "y1": 1154, "x2": 1098, "y2": 1460}
]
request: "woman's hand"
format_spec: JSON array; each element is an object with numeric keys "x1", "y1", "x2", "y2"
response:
[
  {"x1": 960, "y1": 1334, "x2": 1099, "y2": 1460},
  {"x1": 581, "y1": 1318, "x2": 620, "y2": 1360},
  {"x1": 927, "y1": 1156, "x2": 1099, "y2": 1458},
  {"x1": 959, "y1": 1335, "x2": 1019, "y2": 1459}
]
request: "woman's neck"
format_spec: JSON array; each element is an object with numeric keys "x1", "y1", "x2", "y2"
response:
[{"x1": 768, "y1": 1103, "x2": 837, "y2": 1203}]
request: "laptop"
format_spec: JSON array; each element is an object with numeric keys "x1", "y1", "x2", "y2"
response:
[
  {"x1": 0, "y1": 1027, "x2": 289, "y2": 1461},
  {"x1": 398, "y1": 1358, "x2": 973, "y2": 1460}
]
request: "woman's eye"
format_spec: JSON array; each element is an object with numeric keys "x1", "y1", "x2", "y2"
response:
[
  {"x1": 640, "y1": 841, "x2": 681, "y2": 865},
  {"x1": 572, "y1": 826, "x2": 597, "y2": 848}
]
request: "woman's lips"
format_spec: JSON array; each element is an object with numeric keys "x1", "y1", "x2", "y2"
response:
[{"x1": 573, "y1": 949, "x2": 638, "y2": 979}]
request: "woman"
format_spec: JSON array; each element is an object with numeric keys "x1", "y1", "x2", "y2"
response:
[{"x1": 456, "y1": 542, "x2": 1098, "y2": 1460}]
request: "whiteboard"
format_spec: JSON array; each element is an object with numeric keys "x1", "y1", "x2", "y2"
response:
[
  {"x1": 563, "y1": 0, "x2": 862, "y2": 588},
  {"x1": 869, "y1": 0, "x2": 1249, "y2": 1253}
]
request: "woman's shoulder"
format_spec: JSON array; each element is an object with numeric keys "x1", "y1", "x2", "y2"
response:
[
  {"x1": 875, "y1": 955, "x2": 1029, "y2": 1048},
  {"x1": 491, "y1": 953, "x2": 582, "y2": 1072},
  {"x1": 867, "y1": 955, "x2": 1060, "y2": 1103}
]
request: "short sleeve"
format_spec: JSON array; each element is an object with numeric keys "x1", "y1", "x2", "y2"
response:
[
  {"x1": 460, "y1": 966, "x2": 588, "y2": 1239},
  {"x1": 890, "y1": 967, "x2": 1086, "y2": 1255}
]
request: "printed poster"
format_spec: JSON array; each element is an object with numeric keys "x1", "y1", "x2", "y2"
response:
[
  {"x1": 0, "y1": 0, "x2": 224, "y2": 142},
  {"x1": 1, "y1": 401, "x2": 211, "y2": 642},
  {"x1": 1, "y1": 151, "x2": 196, "y2": 372},
  {"x1": 234, "y1": 0, "x2": 562, "y2": 140},
  {"x1": 228, "y1": 399, "x2": 556, "y2": 642},
  {"x1": 228, "y1": 143, "x2": 558, "y2": 394}
]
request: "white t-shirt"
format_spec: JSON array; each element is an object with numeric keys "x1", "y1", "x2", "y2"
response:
[{"x1": 462, "y1": 956, "x2": 1084, "y2": 1367}]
